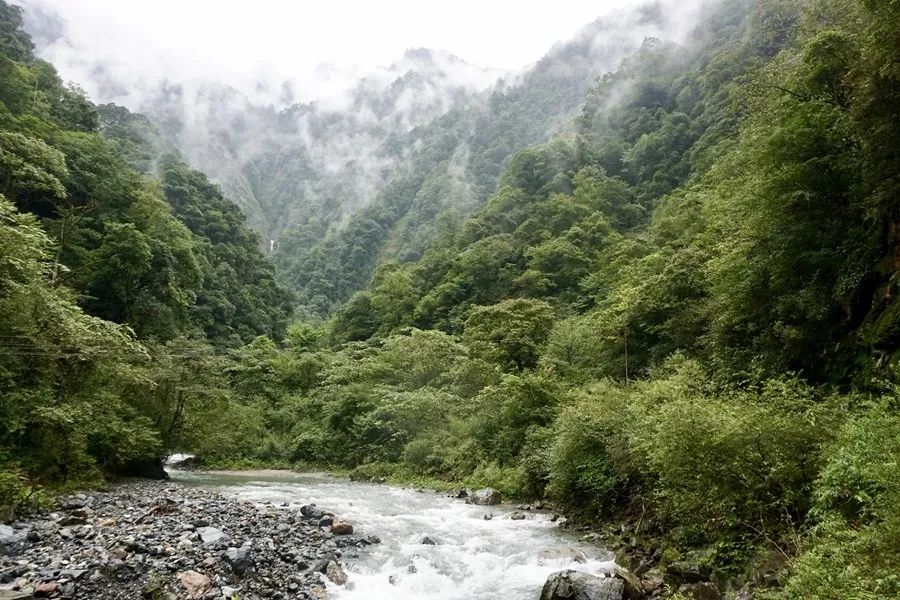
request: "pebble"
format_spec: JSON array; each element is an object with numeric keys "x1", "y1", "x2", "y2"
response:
[{"x1": 0, "y1": 480, "x2": 374, "y2": 599}]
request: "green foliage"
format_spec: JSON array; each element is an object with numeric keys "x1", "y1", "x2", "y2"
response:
[
  {"x1": 0, "y1": 194, "x2": 158, "y2": 486},
  {"x1": 0, "y1": 3, "x2": 290, "y2": 506},
  {"x1": 463, "y1": 299, "x2": 555, "y2": 372},
  {"x1": 780, "y1": 405, "x2": 900, "y2": 599},
  {"x1": 642, "y1": 377, "x2": 840, "y2": 543},
  {"x1": 2, "y1": 0, "x2": 899, "y2": 593}
]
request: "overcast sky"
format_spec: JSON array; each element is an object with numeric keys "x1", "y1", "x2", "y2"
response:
[{"x1": 14, "y1": 0, "x2": 641, "y2": 107}]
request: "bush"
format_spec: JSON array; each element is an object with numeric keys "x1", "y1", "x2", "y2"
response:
[
  {"x1": 781, "y1": 407, "x2": 900, "y2": 598},
  {"x1": 0, "y1": 464, "x2": 40, "y2": 521},
  {"x1": 641, "y1": 377, "x2": 840, "y2": 544},
  {"x1": 547, "y1": 380, "x2": 643, "y2": 517},
  {"x1": 464, "y1": 462, "x2": 528, "y2": 499}
]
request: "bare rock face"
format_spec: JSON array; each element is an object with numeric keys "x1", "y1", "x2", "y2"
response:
[
  {"x1": 177, "y1": 570, "x2": 212, "y2": 598},
  {"x1": 465, "y1": 488, "x2": 502, "y2": 506},
  {"x1": 540, "y1": 570, "x2": 624, "y2": 600}
]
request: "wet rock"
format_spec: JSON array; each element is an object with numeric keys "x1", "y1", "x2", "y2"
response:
[
  {"x1": 224, "y1": 545, "x2": 253, "y2": 575},
  {"x1": 510, "y1": 512, "x2": 526, "y2": 520},
  {"x1": 540, "y1": 570, "x2": 624, "y2": 600},
  {"x1": 665, "y1": 561, "x2": 708, "y2": 584},
  {"x1": 609, "y1": 565, "x2": 642, "y2": 600},
  {"x1": 34, "y1": 581, "x2": 61, "y2": 597},
  {"x1": 0, "y1": 591, "x2": 34, "y2": 600},
  {"x1": 678, "y1": 582, "x2": 722, "y2": 600},
  {"x1": 0, "y1": 526, "x2": 25, "y2": 556},
  {"x1": 300, "y1": 505, "x2": 325, "y2": 520},
  {"x1": 318, "y1": 516, "x2": 333, "y2": 528},
  {"x1": 465, "y1": 488, "x2": 501, "y2": 506},
  {"x1": 0, "y1": 564, "x2": 28, "y2": 583},
  {"x1": 57, "y1": 515, "x2": 87, "y2": 527},
  {"x1": 536, "y1": 549, "x2": 587, "y2": 565},
  {"x1": 324, "y1": 561, "x2": 348, "y2": 586},
  {"x1": 178, "y1": 570, "x2": 212, "y2": 598},
  {"x1": 483, "y1": 513, "x2": 493, "y2": 521},
  {"x1": 330, "y1": 521, "x2": 353, "y2": 535},
  {"x1": 365, "y1": 535, "x2": 381, "y2": 544},
  {"x1": 420, "y1": 536, "x2": 437, "y2": 545}
]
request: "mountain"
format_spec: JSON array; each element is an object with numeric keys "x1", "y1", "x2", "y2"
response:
[{"x1": 19, "y1": 1, "x2": 712, "y2": 316}]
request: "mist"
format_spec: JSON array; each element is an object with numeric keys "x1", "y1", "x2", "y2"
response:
[{"x1": 13, "y1": 0, "x2": 714, "y2": 240}]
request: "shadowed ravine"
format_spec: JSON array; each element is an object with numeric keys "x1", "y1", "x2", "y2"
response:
[{"x1": 170, "y1": 470, "x2": 614, "y2": 599}]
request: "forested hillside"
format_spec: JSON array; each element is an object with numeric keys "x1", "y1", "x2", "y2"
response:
[
  {"x1": 22, "y1": 3, "x2": 697, "y2": 317},
  {"x1": 2, "y1": 0, "x2": 900, "y2": 597},
  {"x1": 0, "y1": 0, "x2": 290, "y2": 495}
]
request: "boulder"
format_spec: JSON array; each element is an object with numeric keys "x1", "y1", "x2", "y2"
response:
[
  {"x1": 178, "y1": 570, "x2": 212, "y2": 598},
  {"x1": 510, "y1": 512, "x2": 526, "y2": 520},
  {"x1": 34, "y1": 581, "x2": 61, "y2": 596},
  {"x1": 0, "y1": 525, "x2": 26, "y2": 556},
  {"x1": 224, "y1": 545, "x2": 253, "y2": 575},
  {"x1": 611, "y1": 565, "x2": 642, "y2": 600},
  {"x1": 678, "y1": 582, "x2": 722, "y2": 600},
  {"x1": 300, "y1": 505, "x2": 325, "y2": 520},
  {"x1": 331, "y1": 520, "x2": 353, "y2": 535},
  {"x1": 665, "y1": 561, "x2": 708, "y2": 584},
  {"x1": 465, "y1": 488, "x2": 502, "y2": 506},
  {"x1": 0, "y1": 591, "x2": 33, "y2": 600},
  {"x1": 325, "y1": 561, "x2": 348, "y2": 586},
  {"x1": 197, "y1": 526, "x2": 227, "y2": 545},
  {"x1": 420, "y1": 536, "x2": 438, "y2": 545},
  {"x1": 536, "y1": 549, "x2": 588, "y2": 565},
  {"x1": 540, "y1": 570, "x2": 624, "y2": 600}
]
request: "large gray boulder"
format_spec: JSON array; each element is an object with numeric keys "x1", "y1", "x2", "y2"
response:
[
  {"x1": 0, "y1": 525, "x2": 26, "y2": 556},
  {"x1": 225, "y1": 545, "x2": 253, "y2": 575},
  {"x1": 465, "y1": 488, "x2": 502, "y2": 506},
  {"x1": 196, "y1": 526, "x2": 227, "y2": 545},
  {"x1": 540, "y1": 570, "x2": 624, "y2": 600}
]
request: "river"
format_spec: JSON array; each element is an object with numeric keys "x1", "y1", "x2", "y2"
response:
[{"x1": 169, "y1": 469, "x2": 614, "y2": 600}]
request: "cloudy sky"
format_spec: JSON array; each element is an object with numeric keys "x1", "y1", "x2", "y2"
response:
[{"x1": 14, "y1": 0, "x2": 643, "y2": 107}]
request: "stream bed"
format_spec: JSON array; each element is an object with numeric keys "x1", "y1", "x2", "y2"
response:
[{"x1": 170, "y1": 469, "x2": 614, "y2": 600}]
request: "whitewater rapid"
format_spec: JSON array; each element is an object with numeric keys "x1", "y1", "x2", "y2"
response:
[{"x1": 171, "y1": 470, "x2": 614, "y2": 600}]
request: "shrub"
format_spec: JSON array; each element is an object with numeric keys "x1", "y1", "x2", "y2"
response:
[
  {"x1": 781, "y1": 407, "x2": 900, "y2": 599},
  {"x1": 640, "y1": 377, "x2": 841, "y2": 544},
  {"x1": 547, "y1": 381, "x2": 643, "y2": 517}
]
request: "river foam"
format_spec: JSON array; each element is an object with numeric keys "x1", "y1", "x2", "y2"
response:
[{"x1": 171, "y1": 470, "x2": 614, "y2": 600}]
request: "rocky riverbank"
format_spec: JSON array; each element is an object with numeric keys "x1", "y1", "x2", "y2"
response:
[{"x1": 0, "y1": 480, "x2": 375, "y2": 600}]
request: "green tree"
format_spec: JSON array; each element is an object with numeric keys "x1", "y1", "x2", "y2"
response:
[{"x1": 463, "y1": 298, "x2": 555, "y2": 372}]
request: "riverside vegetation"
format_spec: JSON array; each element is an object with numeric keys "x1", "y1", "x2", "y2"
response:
[{"x1": 1, "y1": 0, "x2": 899, "y2": 598}]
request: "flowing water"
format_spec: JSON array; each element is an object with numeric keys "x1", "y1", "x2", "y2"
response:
[{"x1": 170, "y1": 469, "x2": 614, "y2": 600}]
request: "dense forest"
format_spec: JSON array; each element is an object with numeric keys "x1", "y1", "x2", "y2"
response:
[{"x1": 2, "y1": 0, "x2": 899, "y2": 597}]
